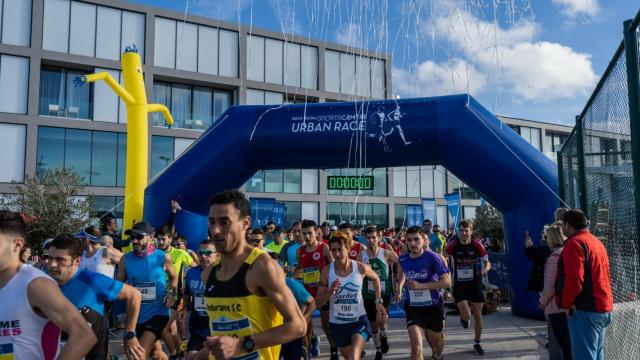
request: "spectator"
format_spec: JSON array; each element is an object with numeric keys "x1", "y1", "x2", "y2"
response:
[
  {"x1": 556, "y1": 210, "x2": 613, "y2": 360},
  {"x1": 100, "y1": 213, "x2": 129, "y2": 251},
  {"x1": 539, "y1": 223, "x2": 572, "y2": 360},
  {"x1": 525, "y1": 229, "x2": 550, "y2": 292}
]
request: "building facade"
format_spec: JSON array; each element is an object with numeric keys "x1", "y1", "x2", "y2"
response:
[{"x1": 0, "y1": 0, "x2": 572, "y2": 229}]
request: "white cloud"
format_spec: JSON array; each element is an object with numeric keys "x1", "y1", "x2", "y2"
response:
[
  {"x1": 191, "y1": 0, "x2": 251, "y2": 21},
  {"x1": 268, "y1": 0, "x2": 303, "y2": 35},
  {"x1": 336, "y1": 23, "x2": 361, "y2": 48},
  {"x1": 551, "y1": 0, "x2": 601, "y2": 18},
  {"x1": 396, "y1": 7, "x2": 597, "y2": 102}
]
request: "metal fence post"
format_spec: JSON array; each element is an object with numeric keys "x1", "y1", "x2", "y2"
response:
[
  {"x1": 623, "y1": 19, "x2": 640, "y2": 244},
  {"x1": 557, "y1": 151, "x2": 565, "y2": 205},
  {"x1": 575, "y1": 115, "x2": 588, "y2": 213}
]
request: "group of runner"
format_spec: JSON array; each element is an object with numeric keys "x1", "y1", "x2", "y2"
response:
[{"x1": 0, "y1": 189, "x2": 492, "y2": 359}]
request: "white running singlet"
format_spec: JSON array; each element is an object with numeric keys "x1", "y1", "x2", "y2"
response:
[
  {"x1": 328, "y1": 260, "x2": 365, "y2": 324},
  {"x1": 80, "y1": 247, "x2": 115, "y2": 278},
  {"x1": 0, "y1": 264, "x2": 60, "y2": 360}
]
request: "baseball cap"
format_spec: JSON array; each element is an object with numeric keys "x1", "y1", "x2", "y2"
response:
[
  {"x1": 75, "y1": 230, "x2": 102, "y2": 244},
  {"x1": 330, "y1": 225, "x2": 338, "y2": 231},
  {"x1": 124, "y1": 221, "x2": 153, "y2": 236}
]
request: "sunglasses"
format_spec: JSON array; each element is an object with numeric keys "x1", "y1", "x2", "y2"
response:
[
  {"x1": 198, "y1": 249, "x2": 216, "y2": 256},
  {"x1": 249, "y1": 238, "x2": 263, "y2": 244},
  {"x1": 131, "y1": 233, "x2": 147, "y2": 240}
]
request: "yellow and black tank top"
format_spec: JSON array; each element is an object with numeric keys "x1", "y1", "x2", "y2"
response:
[{"x1": 204, "y1": 247, "x2": 283, "y2": 360}]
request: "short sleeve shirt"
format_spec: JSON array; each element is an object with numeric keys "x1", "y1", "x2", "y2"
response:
[
  {"x1": 60, "y1": 269, "x2": 123, "y2": 315},
  {"x1": 286, "y1": 277, "x2": 313, "y2": 306},
  {"x1": 168, "y1": 248, "x2": 193, "y2": 278}
]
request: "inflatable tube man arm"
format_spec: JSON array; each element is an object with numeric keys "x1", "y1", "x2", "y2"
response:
[
  {"x1": 80, "y1": 72, "x2": 135, "y2": 105},
  {"x1": 147, "y1": 103, "x2": 174, "y2": 126}
]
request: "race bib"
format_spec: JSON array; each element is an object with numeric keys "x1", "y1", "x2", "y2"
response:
[
  {"x1": 368, "y1": 280, "x2": 385, "y2": 294},
  {"x1": 211, "y1": 317, "x2": 258, "y2": 359},
  {"x1": 457, "y1": 266, "x2": 474, "y2": 281},
  {"x1": 0, "y1": 343, "x2": 15, "y2": 360},
  {"x1": 408, "y1": 289, "x2": 433, "y2": 307},
  {"x1": 194, "y1": 290, "x2": 206, "y2": 315},
  {"x1": 133, "y1": 282, "x2": 157, "y2": 303},
  {"x1": 335, "y1": 302, "x2": 358, "y2": 321},
  {"x1": 302, "y1": 267, "x2": 320, "y2": 286}
]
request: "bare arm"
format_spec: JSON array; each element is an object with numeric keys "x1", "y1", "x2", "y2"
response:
[
  {"x1": 104, "y1": 247, "x2": 123, "y2": 266},
  {"x1": 358, "y1": 261, "x2": 382, "y2": 299},
  {"x1": 301, "y1": 297, "x2": 317, "y2": 322},
  {"x1": 419, "y1": 273, "x2": 451, "y2": 290},
  {"x1": 315, "y1": 266, "x2": 334, "y2": 308},
  {"x1": 28, "y1": 278, "x2": 96, "y2": 360},
  {"x1": 164, "y1": 253, "x2": 178, "y2": 290},
  {"x1": 117, "y1": 284, "x2": 141, "y2": 333},
  {"x1": 117, "y1": 255, "x2": 127, "y2": 282},
  {"x1": 386, "y1": 249, "x2": 404, "y2": 291}
]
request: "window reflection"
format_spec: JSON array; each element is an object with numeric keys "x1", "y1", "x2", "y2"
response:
[{"x1": 39, "y1": 67, "x2": 92, "y2": 119}]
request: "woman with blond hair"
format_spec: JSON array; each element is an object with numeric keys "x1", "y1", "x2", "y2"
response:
[{"x1": 539, "y1": 223, "x2": 572, "y2": 360}]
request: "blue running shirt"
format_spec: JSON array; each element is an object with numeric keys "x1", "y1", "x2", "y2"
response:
[{"x1": 60, "y1": 269, "x2": 123, "y2": 315}]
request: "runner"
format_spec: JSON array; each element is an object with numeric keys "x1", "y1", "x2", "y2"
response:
[
  {"x1": 0, "y1": 210, "x2": 96, "y2": 359},
  {"x1": 265, "y1": 227, "x2": 288, "y2": 255},
  {"x1": 117, "y1": 221, "x2": 179, "y2": 360},
  {"x1": 446, "y1": 220, "x2": 491, "y2": 356},
  {"x1": 184, "y1": 239, "x2": 219, "y2": 357},
  {"x1": 338, "y1": 223, "x2": 367, "y2": 260},
  {"x1": 292, "y1": 220, "x2": 334, "y2": 359},
  {"x1": 281, "y1": 269, "x2": 317, "y2": 360},
  {"x1": 316, "y1": 232, "x2": 384, "y2": 360},
  {"x1": 401, "y1": 226, "x2": 451, "y2": 360},
  {"x1": 193, "y1": 190, "x2": 305, "y2": 359},
  {"x1": 359, "y1": 226, "x2": 403, "y2": 360},
  {"x1": 279, "y1": 221, "x2": 304, "y2": 275},
  {"x1": 47, "y1": 234, "x2": 144, "y2": 360},
  {"x1": 78, "y1": 228, "x2": 122, "y2": 277},
  {"x1": 157, "y1": 225, "x2": 197, "y2": 359}
]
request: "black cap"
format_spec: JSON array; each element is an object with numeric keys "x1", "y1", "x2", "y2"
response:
[{"x1": 124, "y1": 221, "x2": 153, "y2": 236}]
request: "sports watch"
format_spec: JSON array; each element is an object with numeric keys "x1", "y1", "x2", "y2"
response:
[
  {"x1": 124, "y1": 331, "x2": 136, "y2": 340},
  {"x1": 374, "y1": 298, "x2": 384, "y2": 304},
  {"x1": 243, "y1": 336, "x2": 255, "y2": 352}
]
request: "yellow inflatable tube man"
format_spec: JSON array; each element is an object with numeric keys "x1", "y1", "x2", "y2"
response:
[{"x1": 79, "y1": 45, "x2": 173, "y2": 244}]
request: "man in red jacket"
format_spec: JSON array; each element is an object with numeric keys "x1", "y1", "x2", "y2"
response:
[{"x1": 556, "y1": 209, "x2": 613, "y2": 360}]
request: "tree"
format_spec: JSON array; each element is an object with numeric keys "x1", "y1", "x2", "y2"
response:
[
  {"x1": 1, "y1": 168, "x2": 93, "y2": 252},
  {"x1": 474, "y1": 203, "x2": 504, "y2": 252}
]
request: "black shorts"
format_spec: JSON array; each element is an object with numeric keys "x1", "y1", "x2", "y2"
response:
[
  {"x1": 186, "y1": 333, "x2": 207, "y2": 352},
  {"x1": 328, "y1": 316, "x2": 371, "y2": 348},
  {"x1": 321, "y1": 303, "x2": 330, "y2": 312},
  {"x1": 363, "y1": 296, "x2": 390, "y2": 324},
  {"x1": 453, "y1": 284, "x2": 485, "y2": 304},
  {"x1": 280, "y1": 337, "x2": 304, "y2": 360},
  {"x1": 405, "y1": 304, "x2": 445, "y2": 333},
  {"x1": 135, "y1": 315, "x2": 170, "y2": 340}
]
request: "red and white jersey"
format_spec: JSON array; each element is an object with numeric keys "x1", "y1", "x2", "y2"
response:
[
  {"x1": 299, "y1": 242, "x2": 329, "y2": 297},
  {"x1": 348, "y1": 242, "x2": 365, "y2": 260}
]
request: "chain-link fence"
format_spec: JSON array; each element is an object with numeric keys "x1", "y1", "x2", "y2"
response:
[{"x1": 558, "y1": 12, "x2": 640, "y2": 359}]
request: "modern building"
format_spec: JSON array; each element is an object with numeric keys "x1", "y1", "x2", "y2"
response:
[{"x1": 0, "y1": 0, "x2": 572, "y2": 230}]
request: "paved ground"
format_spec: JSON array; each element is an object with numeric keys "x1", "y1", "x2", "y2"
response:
[{"x1": 110, "y1": 307, "x2": 550, "y2": 359}]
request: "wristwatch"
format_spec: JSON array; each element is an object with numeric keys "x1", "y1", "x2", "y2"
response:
[
  {"x1": 123, "y1": 331, "x2": 136, "y2": 340},
  {"x1": 374, "y1": 298, "x2": 384, "y2": 305},
  {"x1": 243, "y1": 336, "x2": 255, "y2": 352}
]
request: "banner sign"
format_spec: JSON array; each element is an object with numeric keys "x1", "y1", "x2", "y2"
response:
[
  {"x1": 249, "y1": 197, "x2": 276, "y2": 229},
  {"x1": 406, "y1": 205, "x2": 423, "y2": 227},
  {"x1": 445, "y1": 192, "x2": 461, "y2": 234},
  {"x1": 421, "y1": 198, "x2": 436, "y2": 224}
]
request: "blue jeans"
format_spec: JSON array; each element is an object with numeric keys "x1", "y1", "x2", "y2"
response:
[{"x1": 567, "y1": 310, "x2": 612, "y2": 360}]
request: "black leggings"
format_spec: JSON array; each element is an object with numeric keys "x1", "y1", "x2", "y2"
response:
[{"x1": 548, "y1": 312, "x2": 572, "y2": 360}]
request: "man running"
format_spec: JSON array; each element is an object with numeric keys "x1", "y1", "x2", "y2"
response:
[
  {"x1": 47, "y1": 234, "x2": 144, "y2": 359},
  {"x1": 280, "y1": 221, "x2": 304, "y2": 274},
  {"x1": 339, "y1": 223, "x2": 366, "y2": 260},
  {"x1": 265, "y1": 227, "x2": 288, "y2": 255},
  {"x1": 401, "y1": 226, "x2": 451, "y2": 360},
  {"x1": 446, "y1": 220, "x2": 491, "y2": 355},
  {"x1": 281, "y1": 267, "x2": 317, "y2": 360},
  {"x1": 193, "y1": 190, "x2": 305, "y2": 359},
  {"x1": 0, "y1": 210, "x2": 96, "y2": 359},
  {"x1": 184, "y1": 239, "x2": 219, "y2": 357},
  {"x1": 359, "y1": 227, "x2": 403, "y2": 360},
  {"x1": 78, "y1": 228, "x2": 122, "y2": 277},
  {"x1": 292, "y1": 220, "x2": 334, "y2": 359},
  {"x1": 316, "y1": 232, "x2": 384, "y2": 360},
  {"x1": 422, "y1": 220, "x2": 444, "y2": 255},
  {"x1": 118, "y1": 221, "x2": 179, "y2": 360},
  {"x1": 157, "y1": 225, "x2": 197, "y2": 358}
]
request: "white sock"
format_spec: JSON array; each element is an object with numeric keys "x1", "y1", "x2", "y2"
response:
[{"x1": 379, "y1": 326, "x2": 388, "y2": 337}]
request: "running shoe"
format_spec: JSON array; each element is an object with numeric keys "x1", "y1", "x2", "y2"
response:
[
  {"x1": 474, "y1": 343, "x2": 485, "y2": 356},
  {"x1": 330, "y1": 350, "x2": 340, "y2": 360},
  {"x1": 460, "y1": 319, "x2": 470, "y2": 329},
  {"x1": 310, "y1": 334, "x2": 320, "y2": 357},
  {"x1": 375, "y1": 351, "x2": 383, "y2": 360},
  {"x1": 380, "y1": 332, "x2": 389, "y2": 354}
]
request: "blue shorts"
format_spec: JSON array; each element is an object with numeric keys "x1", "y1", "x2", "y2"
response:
[{"x1": 328, "y1": 315, "x2": 371, "y2": 348}]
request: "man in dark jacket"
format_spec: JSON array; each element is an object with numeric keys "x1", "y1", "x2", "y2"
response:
[{"x1": 556, "y1": 210, "x2": 612, "y2": 360}]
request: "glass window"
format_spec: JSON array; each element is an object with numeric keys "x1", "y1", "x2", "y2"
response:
[
  {"x1": 284, "y1": 42, "x2": 301, "y2": 87},
  {"x1": 326, "y1": 202, "x2": 341, "y2": 226},
  {"x1": 2, "y1": 0, "x2": 32, "y2": 47},
  {"x1": 464, "y1": 206, "x2": 477, "y2": 220},
  {"x1": 91, "y1": 131, "x2": 117, "y2": 186},
  {"x1": 264, "y1": 170, "x2": 283, "y2": 192},
  {"x1": 150, "y1": 136, "x2": 174, "y2": 178},
  {"x1": 36, "y1": 127, "x2": 65, "y2": 178},
  {"x1": 301, "y1": 202, "x2": 319, "y2": 223},
  {"x1": 372, "y1": 168, "x2": 387, "y2": 196},
  {"x1": 406, "y1": 166, "x2": 420, "y2": 197},
  {"x1": 176, "y1": 22, "x2": 198, "y2": 71},
  {"x1": 65, "y1": 129, "x2": 92, "y2": 184},
  {"x1": 324, "y1": 50, "x2": 340, "y2": 93},
  {"x1": 174, "y1": 138, "x2": 194, "y2": 158},
  {"x1": 283, "y1": 201, "x2": 302, "y2": 227},
  {"x1": 356, "y1": 56, "x2": 371, "y2": 97},
  {"x1": 0, "y1": 55, "x2": 29, "y2": 114},
  {"x1": 192, "y1": 87, "x2": 212, "y2": 129},
  {"x1": 530, "y1": 128, "x2": 541, "y2": 151},
  {"x1": 246, "y1": 89, "x2": 264, "y2": 105},
  {"x1": 300, "y1": 45, "x2": 317, "y2": 89},
  {"x1": 372, "y1": 204, "x2": 388, "y2": 228},
  {"x1": 92, "y1": 196, "x2": 125, "y2": 227},
  {"x1": 154, "y1": 17, "x2": 176, "y2": 68},
  {"x1": 96, "y1": 7, "x2": 121, "y2": 61},
  {"x1": 121, "y1": 11, "x2": 145, "y2": 60},
  {"x1": 218, "y1": 30, "x2": 238, "y2": 77},
  {"x1": 265, "y1": 38, "x2": 283, "y2": 84},
  {"x1": 301, "y1": 169, "x2": 318, "y2": 194},
  {"x1": 245, "y1": 171, "x2": 264, "y2": 192},
  {"x1": 213, "y1": 91, "x2": 231, "y2": 120},
  {"x1": 152, "y1": 82, "x2": 171, "y2": 126},
  {"x1": 340, "y1": 53, "x2": 355, "y2": 95},
  {"x1": 43, "y1": 0, "x2": 70, "y2": 52},
  {"x1": 171, "y1": 84, "x2": 192, "y2": 129},
  {"x1": 394, "y1": 204, "x2": 407, "y2": 228},
  {"x1": 247, "y1": 35, "x2": 265, "y2": 82},
  {"x1": 69, "y1": 2, "x2": 96, "y2": 57},
  {"x1": 0, "y1": 123, "x2": 26, "y2": 182},
  {"x1": 117, "y1": 133, "x2": 126, "y2": 187},
  {"x1": 198, "y1": 26, "x2": 218, "y2": 75},
  {"x1": 371, "y1": 58, "x2": 386, "y2": 98},
  {"x1": 283, "y1": 169, "x2": 301, "y2": 193},
  {"x1": 39, "y1": 67, "x2": 92, "y2": 119},
  {"x1": 264, "y1": 91, "x2": 283, "y2": 105},
  {"x1": 392, "y1": 167, "x2": 406, "y2": 197},
  {"x1": 436, "y1": 205, "x2": 448, "y2": 229},
  {"x1": 434, "y1": 166, "x2": 447, "y2": 198},
  {"x1": 93, "y1": 68, "x2": 120, "y2": 122},
  {"x1": 420, "y1": 166, "x2": 434, "y2": 198},
  {"x1": 65, "y1": 69, "x2": 91, "y2": 119}
]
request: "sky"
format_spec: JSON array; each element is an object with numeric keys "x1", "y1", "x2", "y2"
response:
[{"x1": 130, "y1": 0, "x2": 639, "y2": 125}]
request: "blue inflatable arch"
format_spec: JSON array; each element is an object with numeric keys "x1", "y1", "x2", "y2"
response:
[{"x1": 144, "y1": 94, "x2": 559, "y2": 318}]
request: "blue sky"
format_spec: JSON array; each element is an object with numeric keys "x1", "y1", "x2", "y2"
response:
[{"x1": 131, "y1": 0, "x2": 638, "y2": 125}]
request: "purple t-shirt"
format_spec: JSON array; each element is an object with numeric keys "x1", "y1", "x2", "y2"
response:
[{"x1": 399, "y1": 251, "x2": 449, "y2": 307}]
